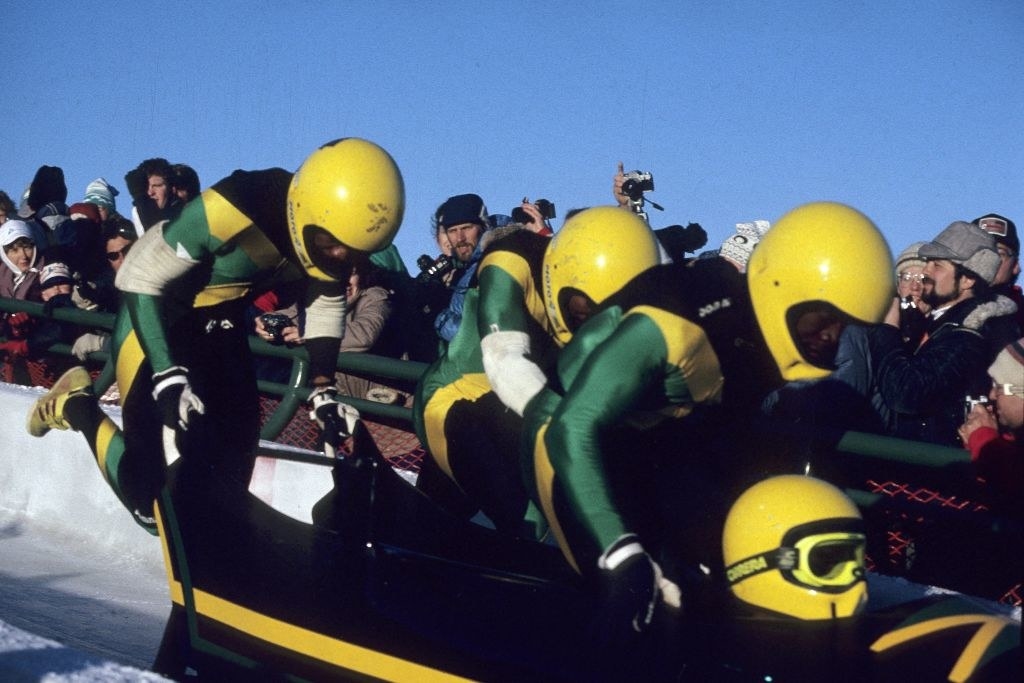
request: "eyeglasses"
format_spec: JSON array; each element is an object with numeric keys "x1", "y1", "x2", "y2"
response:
[
  {"x1": 993, "y1": 382, "x2": 1024, "y2": 399},
  {"x1": 106, "y1": 245, "x2": 132, "y2": 261},
  {"x1": 898, "y1": 272, "x2": 925, "y2": 283}
]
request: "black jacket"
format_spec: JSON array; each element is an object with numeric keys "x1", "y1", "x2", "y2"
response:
[{"x1": 871, "y1": 294, "x2": 1020, "y2": 447}]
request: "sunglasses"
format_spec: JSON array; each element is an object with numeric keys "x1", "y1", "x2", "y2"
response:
[{"x1": 106, "y1": 245, "x2": 132, "y2": 261}]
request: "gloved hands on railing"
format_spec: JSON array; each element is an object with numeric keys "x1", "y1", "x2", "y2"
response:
[
  {"x1": 152, "y1": 366, "x2": 206, "y2": 431},
  {"x1": 308, "y1": 385, "x2": 361, "y2": 459}
]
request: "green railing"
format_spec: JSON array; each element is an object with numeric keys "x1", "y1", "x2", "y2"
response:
[{"x1": 0, "y1": 297, "x2": 428, "y2": 441}]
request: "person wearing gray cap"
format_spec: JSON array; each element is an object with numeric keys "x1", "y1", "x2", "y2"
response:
[{"x1": 871, "y1": 221, "x2": 1020, "y2": 447}]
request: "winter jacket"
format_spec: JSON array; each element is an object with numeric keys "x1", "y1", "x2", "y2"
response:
[{"x1": 871, "y1": 294, "x2": 1020, "y2": 447}]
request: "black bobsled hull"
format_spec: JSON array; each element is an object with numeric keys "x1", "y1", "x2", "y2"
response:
[{"x1": 150, "y1": 424, "x2": 1021, "y2": 682}]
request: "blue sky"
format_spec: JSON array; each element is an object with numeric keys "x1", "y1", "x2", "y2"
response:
[{"x1": 4, "y1": 1, "x2": 1021, "y2": 269}]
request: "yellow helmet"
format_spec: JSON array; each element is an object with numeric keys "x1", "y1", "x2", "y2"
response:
[
  {"x1": 287, "y1": 138, "x2": 405, "y2": 281},
  {"x1": 722, "y1": 475, "x2": 868, "y2": 620},
  {"x1": 542, "y1": 206, "x2": 661, "y2": 345},
  {"x1": 747, "y1": 202, "x2": 893, "y2": 381}
]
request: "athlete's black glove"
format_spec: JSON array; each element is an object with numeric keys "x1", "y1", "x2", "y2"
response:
[
  {"x1": 152, "y1": 366, "x2": 205, "y2": 431},
  {"x1": 308, "y1": 386, "x2": 360, "y2": 458},
  {"x1": 595, "y1": 534, "x2": 681, "y2": 643}
]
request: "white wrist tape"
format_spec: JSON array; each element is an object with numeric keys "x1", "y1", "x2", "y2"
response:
[{"x1": 481, "y1": 330, "x2": 547, "y2": 417}]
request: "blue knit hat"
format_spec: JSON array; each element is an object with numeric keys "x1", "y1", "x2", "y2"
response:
[{"x1": 84, "y1": 178, "x2": 119, "y2": 211}]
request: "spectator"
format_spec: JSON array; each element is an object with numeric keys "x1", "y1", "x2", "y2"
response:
[
  {"x1": 53, "y1": 202, "x2": 105, "y2": 272},
  {"x1": 432, "y1": 193, "x2": 491, "y2": 343},
  {"x1": 19, "y1": 165, "x2": 71, "y2": 254},
  {"x1": 871, "y1": 221, "x2": 1017, "y2": 446},
  {"x1": 894, "y1": 241, "x2": 931, "y2": 350},
  {"x1": 83, "y1": 178, "x2": 122, "y2": 223},
  {"x1": 171, "y1": 164, "x2": 201, "y2": 203},
  {"x1": 0, "y1": 220, "x2": 45, "y2": 300},
  {"x1": 958, "y1": 337, "x2": 1024, "y2": 502},
  {"x1": 124, "y1": 157, "x2": 184, "y2": 233},
  {"x1": 973, "y1": 213, "x2": 1022, "y2": 330},
  {"x1": 254, "y1": 263, "x2": 407, "y2": 403},
  {"x1": 0, "y1": 190, "x2": 15, "y2": 224},
  {"x1": 0, "y1": 262, "x2": 83, "y2": 364},
  {"x1": 70, "y1": 217, "x2": 138, "y2": 360}
]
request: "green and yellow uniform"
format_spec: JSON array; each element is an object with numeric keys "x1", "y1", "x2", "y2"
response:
[
  {"x1": 524, "y1": 257, "x2": 785, "y2": 572},
  {"x1": 413, "y1": 228, "x2": 556, "y2": 532}
]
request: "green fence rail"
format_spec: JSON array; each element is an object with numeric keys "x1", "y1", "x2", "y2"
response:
[{"x1": 0, "y1": 297, "x2": 428, "y2": 441}]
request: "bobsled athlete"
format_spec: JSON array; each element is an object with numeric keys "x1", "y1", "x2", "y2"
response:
[
  {"x1": 693, "y1": 474, "x2": 1019, "y2": 681},
  {"x1": 413, "y1": 206, "x2": 662, "y2": 535},
  {"x1": 27, "y1": 138, "x2": 405, "y2": 531},
  {"x1": 522, "y1": 202, "x2": 895, "y2": 641}
]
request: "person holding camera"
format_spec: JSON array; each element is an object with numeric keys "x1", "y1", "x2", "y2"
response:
[
  {"x1": 958, "y1": 337, "x2": 1024, "y2": 505},
  {"x1": 27, "y1": 138, "x2": 406, "y2": 534},
  {"x1": 870, "y1": 221, "x2": 1019, "y2": 447},
  {"x1": 431, "y1": 194, "x2": 492, "y2": 345}
]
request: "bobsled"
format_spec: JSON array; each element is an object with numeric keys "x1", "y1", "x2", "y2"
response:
[{"x1": 149, "y1": 422, "x2": 1021, "y2": 682}]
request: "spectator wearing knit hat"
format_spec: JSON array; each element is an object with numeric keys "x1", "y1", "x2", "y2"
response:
[
  {"x1": 432, "y1": 193, "x2": 492, "y2": 344},
  {"x1": 871, "y1": 221, "x2": 1020, "y2": 447},
  {"x1": 83, "y1": 178, "x2": 121, "y2": 223},
  {"x1": 0, "y1": 262, "x2": 82, "y2": 364},
  {"x1": 973, "y1": 213, "x2": 1022, "y2": 331},
  {"x1": 959, "y1": 337, "x2": 1024, "y2": 504}
]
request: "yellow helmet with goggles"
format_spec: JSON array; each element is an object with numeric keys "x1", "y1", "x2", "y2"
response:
[
  {"x1": 542, "y1": 206, "x2": 661, "y2": 346},
  {"x1": 287, "y1": 138, "x2": 405, "y2": 282},
  {"x1": 722, "y1": 474, "x2": 867, "y2": 620},
  {"x1": 747, "y1": 202, "x2": 892, "y2": 381}
]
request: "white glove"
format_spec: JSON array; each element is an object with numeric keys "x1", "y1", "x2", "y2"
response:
[
  {"x1": 152, "y1": 366, "x2": 205, "y2": 431},
  {"x1": 71, "y1": 332, "x2": 108, "y2": 360}
]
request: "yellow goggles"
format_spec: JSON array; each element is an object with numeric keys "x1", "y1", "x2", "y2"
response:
[
  {"x1": 787, "y1": 532, "x2": 866, "y2": 589},
  {"x1": 726, "y1": 521, "x2": 866, "y2": 593}
]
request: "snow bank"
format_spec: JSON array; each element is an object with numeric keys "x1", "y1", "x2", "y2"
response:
[{"x1": 0, "y1": 383, "x2": 155, "y2": 561}]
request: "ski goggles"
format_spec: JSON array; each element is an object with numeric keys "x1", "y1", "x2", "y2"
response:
[{"x1": 726, "y1": 519, "x2": 866, "y2": 592}]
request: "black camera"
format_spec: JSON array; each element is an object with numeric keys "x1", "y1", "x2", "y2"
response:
[
  {"x1": 416, "y1": 253, "x2": 455, "y2": 283},
  {"x1": 621, "y1": 171, "x2": 654, "y2": 201},
  {"x1": 259, "y1": 313, "x2": 293, "y2": 345},
  {"x1": 511, "y1": 198, "x2": 556, "y2": 225}
]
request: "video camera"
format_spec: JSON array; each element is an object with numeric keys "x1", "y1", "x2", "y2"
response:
[
  {"x1": 511, "y1": 198, "x2": 556, "y2": 225},
  {"x1": 416, "y1": 253, "x2": 455, "y2": 283}
]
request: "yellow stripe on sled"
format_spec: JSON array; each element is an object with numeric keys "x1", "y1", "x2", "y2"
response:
[{"x1": 192, "y1": 588, "x2": 475, "y2": 682}]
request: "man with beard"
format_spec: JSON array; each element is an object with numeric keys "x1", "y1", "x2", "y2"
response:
[{"x1": 870, "y1": 220, "x2": 1019, "y2": 446}]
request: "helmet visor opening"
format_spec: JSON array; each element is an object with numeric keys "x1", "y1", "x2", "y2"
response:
[
  {"x1": 785, "y1": 301, "x2": 853, "y2": 371},
  {"x1": 302, "y1": 225, "x2": 367, "y2": 282},
  {"x1": 557, "y1": 287, "x2": 597, "y2": 334}
]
